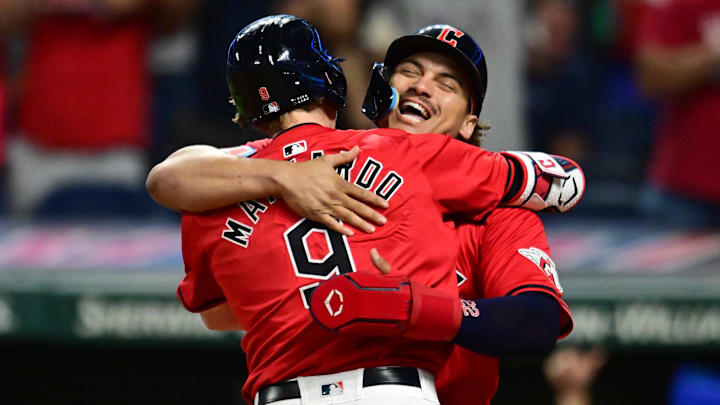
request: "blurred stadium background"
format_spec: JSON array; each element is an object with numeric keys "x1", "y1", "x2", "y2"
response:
[{"x1": 1, "y1": 0, "x2": 720, "y2": 404}]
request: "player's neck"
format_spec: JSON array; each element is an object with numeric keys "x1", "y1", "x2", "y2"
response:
[{"x1": 271, "y1": 103, "x2": 338, "y2": 138}]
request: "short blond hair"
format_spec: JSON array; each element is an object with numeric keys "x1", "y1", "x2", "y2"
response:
[{"x1": 464, "y1": 121, "x2": 491, "y2": 147}]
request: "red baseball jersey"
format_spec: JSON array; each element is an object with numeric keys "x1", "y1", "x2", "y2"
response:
[
  {"x1": 436, "y1": 208, "x2": 573, "y2": 405},
  {"x1": 179, "y1": 124, "x2": 510, "y2": 401},
  {"x1": 638, "y1": 0, "x2": 720, "y2": 201}
]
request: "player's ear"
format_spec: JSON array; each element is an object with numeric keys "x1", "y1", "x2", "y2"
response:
[{"x1": 457, "y1": 114, "x2": 478, "y2": 141}]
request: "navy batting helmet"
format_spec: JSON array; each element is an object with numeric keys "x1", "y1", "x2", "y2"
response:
[
  {"x1": 362, "y1": 24, "x2": 487, "y2": 123},
  {"x1": 227, "y1": 15, "x2": 347, "y2": 125}
]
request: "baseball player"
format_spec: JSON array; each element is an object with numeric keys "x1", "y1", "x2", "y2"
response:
[
  {"x1": 152, "y1": 17, "x2": 581, "y2": 405},
  {"x1": 317, "y1": 25, "x2": 576, "y2": 405}
]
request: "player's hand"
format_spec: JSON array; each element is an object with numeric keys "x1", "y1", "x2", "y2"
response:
[{"x1": 278, "y1": 146, "x2": 388, "y2": 236}]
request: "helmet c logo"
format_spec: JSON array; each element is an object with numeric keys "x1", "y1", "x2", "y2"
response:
[{"x1": 437, "y1": 27, "x2": 464, "y2": 47}]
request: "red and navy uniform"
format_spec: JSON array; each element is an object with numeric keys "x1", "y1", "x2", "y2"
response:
[
  {"x1": 436, "y1": 208, "x2": 573, "y2": 405},
  {"x1": 179, "y1": 124, "x2": 511, "y2": 401}
]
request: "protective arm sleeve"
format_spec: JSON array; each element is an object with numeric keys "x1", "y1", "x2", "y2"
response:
[
  {"x1": 309, "y1": 272, "x2": 462, "y2": 341},
  {"x1": 453, "y1": 292, "x2": 560, "y2": 357},
  {"x1": 310, "y1": 273, "x2": 560, "y2": 356}
]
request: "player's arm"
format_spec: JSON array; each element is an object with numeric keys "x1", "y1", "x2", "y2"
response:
[
  {"x1": 451, "y1": 293, "x2": 560, "y2": 357},
  {"x1": 312, "y1": 208, "x2": 572, "y2": 358},
  {"x1": 146, "y1": 144, "x2": 388, "y2": 235},
  {"x1": 310, "y1": 257, "x2": 560, "y2": 357},
  {"x1": 408, "y1": 134, "x2": 584, "y2": 216},
  {"x1": 179, "y1": 213, "x2": 244, "y2": 332},
  {"x1": 471, "y1": 208, "x2": 572, "y2": 337},
  {"x1": 400, "y1": 208, "x2": 571, "y2": 357},
  {"x1": 147, "y1": 145, "x2": 270, "y2": 212}
]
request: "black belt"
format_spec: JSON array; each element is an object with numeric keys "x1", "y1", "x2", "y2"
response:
[{"x1": 257, "y1": 366, "x2": 421, "y2": 404}]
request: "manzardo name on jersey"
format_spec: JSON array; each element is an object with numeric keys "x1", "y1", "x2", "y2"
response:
[{"x1": 221, "y1": 147, "x2": 404, "y2": 249}]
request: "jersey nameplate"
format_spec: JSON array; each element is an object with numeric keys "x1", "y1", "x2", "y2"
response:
[{"x1": 220, "y1": 152, "x2": 405, "y2": 248}]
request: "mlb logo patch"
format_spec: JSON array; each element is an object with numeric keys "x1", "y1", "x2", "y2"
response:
[
  {"x1": 283, "y1": 140, "x2": 307, "y2": 158},
  {"x1": 262, "y1": 101, "x2": 280, "y2": 114},
  {"x1": 321, "y1": 382, "x2": 344, "y2": 397}
]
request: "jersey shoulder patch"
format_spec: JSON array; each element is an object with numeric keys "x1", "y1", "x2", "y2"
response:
[{"x1": 517, "y1": 247, "x2": 563, "y2": 294}]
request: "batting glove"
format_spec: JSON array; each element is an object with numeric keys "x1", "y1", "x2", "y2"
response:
[{"x1": 501, "y1": 151, "x2": 585, "y2": 213}]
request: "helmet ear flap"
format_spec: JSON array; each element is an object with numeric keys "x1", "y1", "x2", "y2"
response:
[
  {"x1": 321, "y1": 60, "x2": 348, "y2": 110},
  {"x1": 362, "y1": 63, "x2": 399, "y2": 123}
]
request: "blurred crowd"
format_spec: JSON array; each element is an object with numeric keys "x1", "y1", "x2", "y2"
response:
[
  {"x1": 0, "y1": 0, "x2": 718, "y2": 227},
  {"x1": 542, "y1": 346, "x2": 720, "y2": 405}
]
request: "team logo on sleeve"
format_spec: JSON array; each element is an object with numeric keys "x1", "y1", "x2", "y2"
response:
[
  {"x1": 283, "y1": 140, "x2": 307, "y2": 158},
  {"x1": 518, "y1": 247, "x2": 564, "y2": 294}
]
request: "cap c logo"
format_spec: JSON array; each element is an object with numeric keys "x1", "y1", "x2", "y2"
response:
[{"x1": 437, "y1": 27, "x2": 465, "y2": 47}]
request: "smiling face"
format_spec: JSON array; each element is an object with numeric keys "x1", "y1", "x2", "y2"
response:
[{"x1": 383, "y1": 52, "x2": 478, "y2": 140}]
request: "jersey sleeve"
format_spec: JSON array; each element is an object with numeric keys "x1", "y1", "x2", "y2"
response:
[
  {"x1": 177, "y1": 213, "x2": 228, "y2": 313},
  {"x1": 477, "y1": 208, "x2": 573, "y2": 338},
  {"x1": 408, "y1": 133, "x2": 509, "y2": 220}
]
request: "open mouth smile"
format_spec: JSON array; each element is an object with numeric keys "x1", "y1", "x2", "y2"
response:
[{"x1": 398, "y1": 98, "x2": 434, "y2": 123}]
